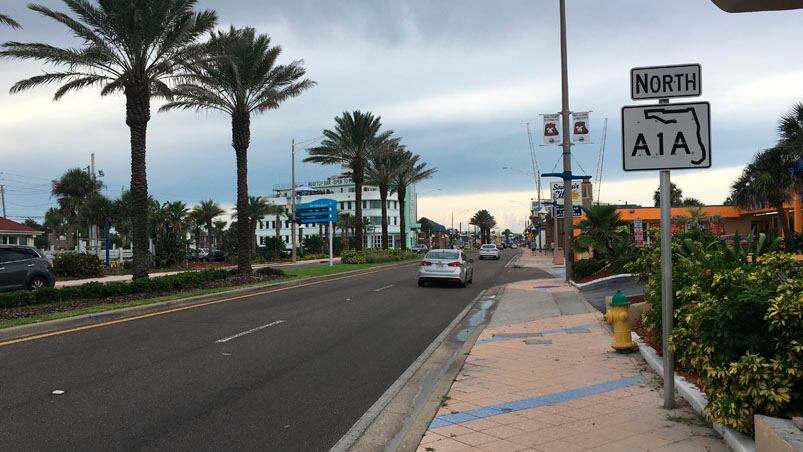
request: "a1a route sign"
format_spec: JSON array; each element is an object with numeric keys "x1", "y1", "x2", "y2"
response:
[
  {"x1": 631, "y1": 64, "x2": 701, "y2": 100},
  {"x1": 621, "y1": 102, "x2": 711, "y2": 171}
]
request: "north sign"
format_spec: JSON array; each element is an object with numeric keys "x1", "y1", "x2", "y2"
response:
[
  {"x1": 631, "y1": 64, "x2": 701, "y2": 100},
  {"x1": 621, "y1": 102, "x2": 711, "y2": 171}
]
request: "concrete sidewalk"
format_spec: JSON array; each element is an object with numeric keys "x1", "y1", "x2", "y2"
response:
[
  {"x1": 55, "y1": 257, "x2": 341, "y2": 288},
  {"x1": 416, "y1": 256, "x2": 725, "y2": 451}
]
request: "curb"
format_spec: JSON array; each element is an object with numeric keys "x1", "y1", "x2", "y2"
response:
[
  {"x1": 631, "y1": 331, "x2": 756, "y2": 452},
  {"x1": 0, "y1": 261, "x2": 417, "y2": 343},
  {"x1": 569, "y1": 273, "x2": 635, "y2": 289},
  {"x1": 331, "y1": 288, "x2": 491, "y2": 451}
]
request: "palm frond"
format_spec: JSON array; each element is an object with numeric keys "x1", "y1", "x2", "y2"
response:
[{"x1": 0, "y1": 13, "x2": 21, "y2": 29}]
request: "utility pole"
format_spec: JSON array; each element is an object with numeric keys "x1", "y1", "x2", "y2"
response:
[
  {"x1": 90, "y1": 153, "x2": 97, "y2": 253},
  {"x1": 0, "y1": 184, "x2": 6, "y2": 218},
  {"x1": 291, "y1": 139, "x2": 297, "y2": 263},
  {"x1": 559, "y1": 0, "x2": 574, "y2": 281}
]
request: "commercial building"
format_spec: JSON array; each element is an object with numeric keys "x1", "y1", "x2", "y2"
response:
[{"x1": 255, "y1": 176, "x2": 418, "y2": 250}]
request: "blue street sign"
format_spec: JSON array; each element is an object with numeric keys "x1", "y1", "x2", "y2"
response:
[
  {"x1": 554, "y1": 205, "x2": 582, "y2": 218},
  {"x1": 295, "y1": 198, "x2": 337, "y2": 224}
]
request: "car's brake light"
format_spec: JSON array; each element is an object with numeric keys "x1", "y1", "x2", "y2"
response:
[
  {"x1": 448, "y1": 261, "x2": 463, "y2": 267},
  {"x1": 420, "y1": 261, "x2": 432, "y2": 266}
]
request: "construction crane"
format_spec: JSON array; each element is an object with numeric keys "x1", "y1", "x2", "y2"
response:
[{"x1": 593, "y1": 118, "x2": 608, "y2": 204}]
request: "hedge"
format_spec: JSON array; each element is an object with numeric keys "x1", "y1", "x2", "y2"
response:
[
  {"x1": 572, "y1": 258, "x2": 605, "y2": 279},
  {"x1": 53, "y1": 252, "x2": 104, "y2": 278},
  {"x1": 0, "y1": 267, "x2": 286, "y2": 310},
  {"x1": 628, "y1": 232, "x2": 802, "y2": 434},
  {"x1": 341, "y1": 249, "x2": 418, "y2": 264}
]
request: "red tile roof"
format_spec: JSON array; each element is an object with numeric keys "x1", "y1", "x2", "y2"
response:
[{"x1": 0, "y1": 217, "x2": 40, "y2": 234}]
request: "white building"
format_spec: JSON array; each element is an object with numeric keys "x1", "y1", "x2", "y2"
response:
[{"x1": 255, "y1": 176, "x2": 418, "y2": 250}]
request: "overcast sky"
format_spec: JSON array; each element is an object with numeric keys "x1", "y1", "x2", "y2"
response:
[{"x1": 1, "y1": 1, "x2": 802, "y2": 231}]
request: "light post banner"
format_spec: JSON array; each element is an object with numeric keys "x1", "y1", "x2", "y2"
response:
[
  {"x1": 572, "y1": 111, "x2": 590, "y2": 143},
  {"x1": 543, "y1": 113, "x2": 561, "y2": 145}
]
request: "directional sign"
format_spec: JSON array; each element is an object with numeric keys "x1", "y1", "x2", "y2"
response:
[
  {"x1": 555, "y1": 205, "x2": 582, "y2": 218},
  {"x1": 621, "y1": 102, "x2": 711, "y2": 171},
  {"x1": 295, "y1": 198, "x2": 337, "y2": 225},
  {"x1": 631, "y1": 64, "x2": 701, "y2": 100}
]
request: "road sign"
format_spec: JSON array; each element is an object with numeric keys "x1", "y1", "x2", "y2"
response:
[
  {"x1": 555, "y1": 205, "x2": 582, "y2": 218},
  {"x1": 633, "y1": 218, "x2": 644, "y2": 247},
  {"x1": 631, "y1": 64, "x2": 701, "y2": 100},
  {"x1": 550, "y1": 182, "x2": 581, "y2": 202},
  {"x1": 621, "y1": 102, "x2": 711, "y2": 171},
  {"x1": 295, "y1": 198, "x2": 337, "y2": 225}
]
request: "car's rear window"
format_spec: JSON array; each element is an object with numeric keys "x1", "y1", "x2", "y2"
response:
[
  {"x1": 425, "y1": 250, "x2": 460, "y2": 260},
  {"x1": 481, "y1": 245, "x2": 497, "y2": 249}
]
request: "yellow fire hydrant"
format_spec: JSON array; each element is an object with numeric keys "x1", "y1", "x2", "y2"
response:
[{"x1": 604, "y1": 290, "x2": 637, "y2": 352}]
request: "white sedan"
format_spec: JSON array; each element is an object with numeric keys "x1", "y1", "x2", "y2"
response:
[
  {"x1": 418, "y1": 249, "x2": 474, "y2": 287},
  {"x1": 478, "y1": 244, "x2": 500, "y2": 260}
]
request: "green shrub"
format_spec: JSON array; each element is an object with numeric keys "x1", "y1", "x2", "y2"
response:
[
  {"x1": 573, "y1": 258, "x2": 605, "y2": 279},
  {"x1": 630, "y1": 230, "x2": 803, "y2": 434},
  {"x1": 0, "y1": 268, "x2": 243, "y2": 310},
  {"x1": 256, "y1": 267, "x2": 286, "y2": 277},
  {"x1": 341, "y1": 249, "x2": 366, "y2": 264},
  {"x1": 53, "y1": 252, "x2": 104, "y2": 278}
]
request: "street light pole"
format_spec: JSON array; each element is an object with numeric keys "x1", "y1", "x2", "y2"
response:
[
  {"x1": 559, "y1": 0, "x2": 574, "y2": 282},
  {"x1": 291, "y1": 138, "x2": 297, "y2": 263}
]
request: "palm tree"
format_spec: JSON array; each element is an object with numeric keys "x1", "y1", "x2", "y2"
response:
[
  {"x1": 681, "y1": 197, "x2": 704, "y2": 207},
  {"x1": 366, "y1": 139, "x2": 405, "y2": 249},
  {"x1": 779, "y1": 102, "x2": 803, "y2": 149},
  {"x1": 160, "y1": 27, "x2": 314, "y2": 273},
  {"x1": 653, "y1": 182, "x2": 684, "y2": 207},
  {"x1": 470, "y1": 210, "x2": 497, "y2": 244},
  {"x1": 238, "y1": 196, "x2": 274, "y2": 257},
  {"x1": 730, "y1": 145, "x2": 800, "y2": 240},
  {"x1": 1, "y1": 1, "x2": 217, "y2": 279},
  {"x1": 574, "y1": 204, "x2": 627, "y2": 258},
  {"x1": 419, "y1": 218, "x2": 434, "y2": 248},
  {"x1": 153, "y1": 201, "x2": 189, "y2": 267},
  {"x1": 213, "y1": 219, "x2": 228, "y2": 252},
  {"x1": 264, "y1": 204, "x2": 286, "y2": 240},
  {"x1": 192, "y1": 200, "x2": 225, "y2": 250},
  {"x1": 305, "y1": 111, "x2": 392, "y2": 252},
  {"x1": 337, "y1": 212, "x2": 355, "y2": 250},
  {"x1": 392, "y1": 152, "x2": 436, "y2": 250},
  {"x1": 0, "y1": 13, "x2": 20, "y2": 29},
  {"x1": 51, "y1": 168, "x2": 103, "y2": 246}
]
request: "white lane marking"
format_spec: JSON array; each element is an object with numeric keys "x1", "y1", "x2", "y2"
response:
[
  {"x1": 215, "y1": 320, "x2": 286, "y2": 344},
  {"x1": 373, "y1": 284, "x2": 394, "y2": 292},
  {"x1": 52, "y1": 390, "x2": 65, "y2": 395}
]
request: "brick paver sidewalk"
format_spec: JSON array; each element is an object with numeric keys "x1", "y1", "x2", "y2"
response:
[{"x1": 416, "y1": 274, "x2": 726, "y2": 451}]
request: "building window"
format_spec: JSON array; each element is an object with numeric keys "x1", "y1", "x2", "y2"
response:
[
  {"x1": 339, "y1": 202, "x2": 345, "y2": 210},
  {"x1": 348, "y1": 201, "x2": 353, "y2": 210},
  {"x1": 258, "y1": 220, "x2": 264, "y2": 229},
  {"x1": 368, "y1": 200, "x2": 381, "y2": 209}
]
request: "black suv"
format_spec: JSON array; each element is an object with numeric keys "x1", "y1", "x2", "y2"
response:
[{"x1": 0, "y1": 245, "x2": 56, "y2": 291}]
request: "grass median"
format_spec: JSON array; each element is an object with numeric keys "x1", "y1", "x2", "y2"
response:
[{"x1": 0, "y1": 260, "x2": 418, "y2": 331}]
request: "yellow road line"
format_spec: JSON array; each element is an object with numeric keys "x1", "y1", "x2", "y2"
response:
[{"x1": 0, "y1": 263, "x2": 414, "y2": 348}]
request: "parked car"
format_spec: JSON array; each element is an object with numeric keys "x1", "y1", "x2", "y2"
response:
[
  {"x1": 411, "y1": 244, "x2": 429, "y2": 254},
  {"x1": 478, "y1": 243, "x2": 501, "y2": 260},
  {"x1": 418, "y1": 249, "x2": 474, "y2": 287},
  {"x1": 0, "y1": 245, "x2": 56, "y2": 291},
  {"x1": 209, "y1": 249, "x2": 225, "y2": 262}
]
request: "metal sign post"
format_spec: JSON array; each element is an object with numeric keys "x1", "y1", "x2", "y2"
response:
[
  {"x1": 328, "y1": 221, "x2": 334, "y2": 267},
  {"x1": 622, "y1": 63, "x2": 711, "y2": 410}
]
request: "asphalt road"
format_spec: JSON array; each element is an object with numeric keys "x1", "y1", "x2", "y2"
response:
[{"x1": 0, "y1": 249, "x2": 550, "y2": 451}]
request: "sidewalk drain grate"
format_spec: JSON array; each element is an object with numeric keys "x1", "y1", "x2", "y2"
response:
[
  {"x1": 565, "y1": 328, "x2": 591, "y2": 334},
  {"x1": 524, "y1": 338, "x2": 553, "y2": 345},
  {"x1": 494, "y1": 333, "x2": 543, "y2": 338}
]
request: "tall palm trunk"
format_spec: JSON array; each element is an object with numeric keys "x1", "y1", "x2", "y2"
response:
[
  {"x1": 206, "y1": 221, "x2": 214, "y2": 250},
  {"x1": 776, "y1": 205, "x2": 792, "y2": 240},
  {"x1": 379, "y1": 186, "x2": 389, "y2": 249},
  {"x1": 275, "y1": 215, "x2": 281, "y2": 239},
  {"x1": 250, "y1": 219, "x2": 258, "y2": 257},
  {"x1": 126, "y1": 84, "x2": 151, "y2": 279},
  {"x1": 233, "y1": 109, "x2": 252, "y2": 274},
  {"x1": 354, "y1": 177, "x2": 364, "y2": 251},
  {"x1": 397, "y1": 190, "x2": 407, "y2": 250},
  {"x1": 341, "y1": 223, "x2": 348, "y2": 250}
]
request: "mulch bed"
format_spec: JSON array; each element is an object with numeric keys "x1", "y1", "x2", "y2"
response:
[
  {"x1": 632, "y1": 314, "x2": 702, "y2": 389},
  {"x1": 572, "y1": 268, "x2": 613, "y2": 284},
  {"x1": 0, "y1": 273, "x2": 285, "y2": 322}
]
